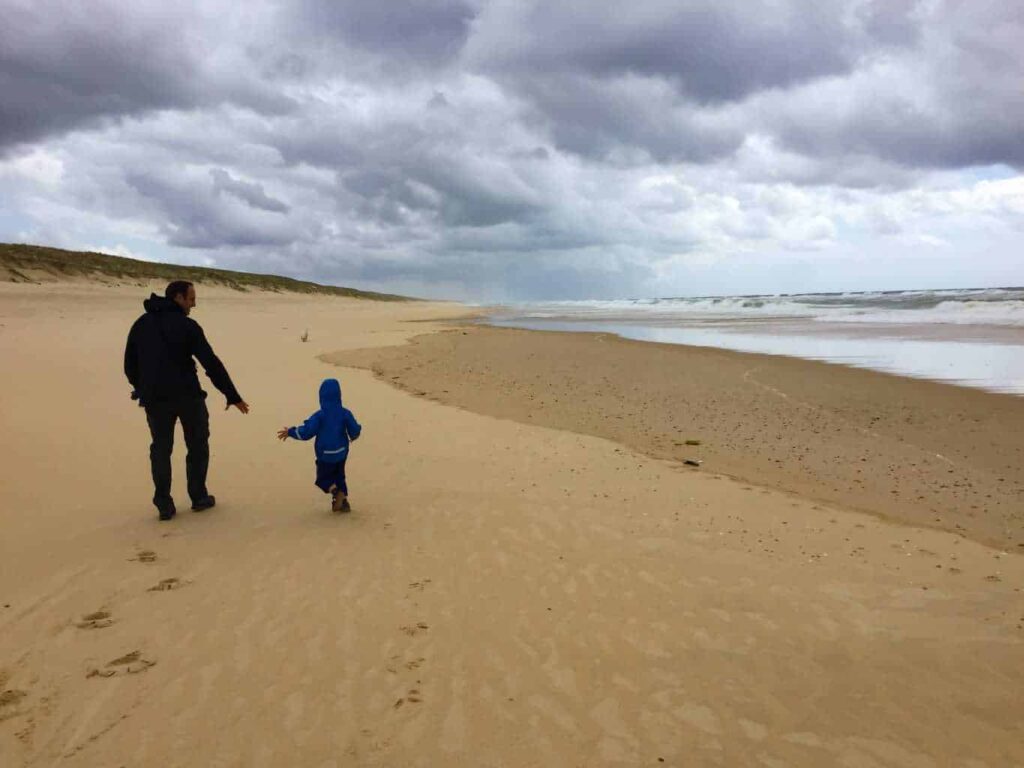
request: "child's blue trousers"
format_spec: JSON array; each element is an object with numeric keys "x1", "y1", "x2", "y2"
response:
[{"x1": 315, "y1": 459, "x2": 348, "y2": 495}]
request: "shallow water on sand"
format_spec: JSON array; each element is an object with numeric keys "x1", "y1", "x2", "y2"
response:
[{"x1": 487, "y1": 316, "x2": 1024, "y2": 395}]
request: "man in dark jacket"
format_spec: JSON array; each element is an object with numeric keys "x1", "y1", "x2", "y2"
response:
[{"x1": 124, "y1": 280, "x2": 250, "y2": 520}]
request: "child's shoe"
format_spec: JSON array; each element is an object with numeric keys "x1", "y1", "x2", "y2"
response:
[{"x1": 332, "y1": 492, "x2": 350, "y2": 513}]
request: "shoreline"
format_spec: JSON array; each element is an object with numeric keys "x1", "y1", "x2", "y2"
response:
[
  {"x1": 484, "y1": 314, "x2": 1024, "y2": 395},
  {"x1": 336, "y1": 323, "x2": 1024, "y2": 552}
]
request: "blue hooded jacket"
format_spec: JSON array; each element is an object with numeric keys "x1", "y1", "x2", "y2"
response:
[{"x1": 287, "y1": 379, "x2": 362, "y2": 463}]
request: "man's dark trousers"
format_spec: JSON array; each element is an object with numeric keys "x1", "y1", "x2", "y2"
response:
[{"x1": 145, "y1": 397, "x2": 210, "y2": 508}]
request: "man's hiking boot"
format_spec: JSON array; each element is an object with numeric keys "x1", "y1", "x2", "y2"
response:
[
  {"x1": 191, "y1": 495, "x2": 216, "y2": 512},
  {"x1": 156, "y1": 501, "x2": 176, "y2": 521}
]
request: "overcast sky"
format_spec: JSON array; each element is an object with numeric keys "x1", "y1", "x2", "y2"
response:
[{"x1": 1, "y1": 0, "x2": 1022, "y2": 300}]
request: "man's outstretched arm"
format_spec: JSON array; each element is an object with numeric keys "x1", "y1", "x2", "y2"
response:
[{"x1": 189, "y1": 321, "x2": 248, "y2": 412}]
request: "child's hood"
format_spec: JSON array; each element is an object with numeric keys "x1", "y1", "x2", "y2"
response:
[{"x1": 319, "y1": 378, "x2": 343, "y2": 410}]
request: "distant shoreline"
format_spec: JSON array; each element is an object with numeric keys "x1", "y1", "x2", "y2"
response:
[{"x1": 484, "y1": 303, "x2": 1024, "y2": 395}]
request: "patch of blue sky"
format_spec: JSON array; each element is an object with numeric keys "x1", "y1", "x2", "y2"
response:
[{"x1": 963, "y1": 164, "x2": 1018, "y2": 182}]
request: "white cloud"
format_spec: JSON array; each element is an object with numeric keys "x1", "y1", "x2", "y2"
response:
[{"x1": 0, "y1": 148, "x2": 65, "y2": 187}]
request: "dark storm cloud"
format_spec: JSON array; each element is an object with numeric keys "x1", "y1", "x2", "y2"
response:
[
  {"x1": 266, "y1": 98, "x2": 546, "y2": 230},
  {"x1": 778, "y1": 96, "x2": 1024, "y2": 171},
  {"x1": 466, "y1": 0, "x2": 882, "y2": 103},
  {"x1": 855, "y1": 0, "x2": 921, "y2": 46},
  {"x1": 464, "y1": 0, "x2": 1023, "y2": 172},
  {"x1": 512, "y1": 73, "x2": 743, "y2": 163},
  {"x1": 6, "y1": 0, "x2": 1021, "y2": 173},
  {"x1": 338, "y1": 157, "x2": 542, "y2": 229},
  {"x1": 126, "y1": 170, "x2": 296, "y2": 249},
  {"x1": 0, "y1": 1, "x2": 294, "y2": 152},
  {"x1": 294, "y1": 0, "x2": 475, "y2": 66},
  {"x1": 0, "y1": 3, "x2": 195, "y2": 149},
  {"x1": 209, "y1": 168, "x2": 290, "y2": 214},
  {"x1": 771, "y1": 1, "x2": 1024, "y2": 170}
]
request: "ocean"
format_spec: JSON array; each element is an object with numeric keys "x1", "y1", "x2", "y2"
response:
[{"x1": 486, "y1": 287, "x2": 1024, "y2": 395}]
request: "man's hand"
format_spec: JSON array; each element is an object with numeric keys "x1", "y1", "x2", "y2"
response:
[
  {"x1": 277, "y1": 428, "x2": 290, "y2": 441},
  {"x1": 227, "y1": 400, "x2": 250, "y2": 414}
]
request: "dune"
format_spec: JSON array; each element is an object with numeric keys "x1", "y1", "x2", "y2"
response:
[{"x1": 1, "y1": 279, "x2": 1022, "y2": 766}]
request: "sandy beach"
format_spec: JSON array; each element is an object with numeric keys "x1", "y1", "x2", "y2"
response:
[{"x1": 2, "y1": 281, "x2": 1023, "y2": 767}]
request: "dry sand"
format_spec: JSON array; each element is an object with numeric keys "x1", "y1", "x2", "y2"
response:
[{"x1": 1, "y1": 281, "x2": 1022, "y2": 767}]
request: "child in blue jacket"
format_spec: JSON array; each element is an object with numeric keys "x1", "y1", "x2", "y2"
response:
[{"x1": 278, "y1": 378, "x2": 362, "y2": 512}]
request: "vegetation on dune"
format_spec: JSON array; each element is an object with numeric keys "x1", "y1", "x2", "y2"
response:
[{"x1": 0, "y1": 243, "x2": 413, "y2": 301}]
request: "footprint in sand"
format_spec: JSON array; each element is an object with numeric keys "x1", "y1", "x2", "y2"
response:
[
  {"x1": 407, "y1": 579, "x2": 432, "y2": 591},
  {"x1": 86, "y1": 650, "x2": 156, "y2": 678},
  {"x1": 76, "y1": 610, "x2": 114, "y2": 630},
  {"x1": 0, "y1": 688, "x2": 28, "y2": 721},
  {"x1": 130, "y1": 550, "x2": 157, "y2": 563},
  {"x1": 399, "y1": 622, "x2": 429, "y2": 637},
  {"x1": 349, "y1": 728, "x2": 392, "y2": 758},
  {"x1": 385, "y1": 655, "x2": 426, "y2": 674},
  {"x1": 394, "y1": 688, "x2": 423, "y2": 708},
  {"x1": 147, "y1": 577, "x2": 188, "y2": 592}
]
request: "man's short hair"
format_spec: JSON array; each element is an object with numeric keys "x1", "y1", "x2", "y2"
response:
[{"x1": 165, "y1": 280, "x2": 194, "y2": 301}]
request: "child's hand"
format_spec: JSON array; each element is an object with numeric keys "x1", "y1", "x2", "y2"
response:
[{"x1": 277, "y1": 428, "x2": 290, "y2": 441}]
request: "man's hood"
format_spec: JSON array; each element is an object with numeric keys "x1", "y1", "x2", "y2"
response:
[
  {"x1": 319, "y1": 378, "x2": 343, "y2": 410},
  {"x1": 143, "y1": 294, "x2": 184, "y2": 314}
]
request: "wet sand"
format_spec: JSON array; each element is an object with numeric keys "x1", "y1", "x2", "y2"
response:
[{"x1": 337, "y1": 324, "x2": 1024, "y2": 551}]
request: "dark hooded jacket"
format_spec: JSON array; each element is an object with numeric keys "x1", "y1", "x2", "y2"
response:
[
  {"x1": 287, "y1": 378, "x2": 361, "y2": 463},
  {"x1": 124, "y1": 294, "x2": 242, "y2": 407}
]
